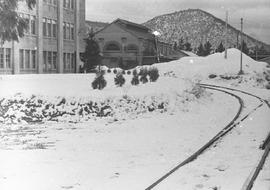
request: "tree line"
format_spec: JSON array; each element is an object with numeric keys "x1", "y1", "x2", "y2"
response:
[{"x1": 173, "y1": 37, "x2": 269, "y2": 57}]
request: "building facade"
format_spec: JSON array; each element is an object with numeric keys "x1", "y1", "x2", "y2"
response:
[
  {"x1": 0, "y1": 0, "x2": 85, "y2": 75},
  {"x1": 95, "y1": 19, "x2": 174, "y2": 69}
]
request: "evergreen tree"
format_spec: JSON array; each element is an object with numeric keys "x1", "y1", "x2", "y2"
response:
[
  {"x1": 204, "y1": 41, "x2": 212, "y2": 56},
  {"x1": 197, "y1": 43, "x2": 205, "y2": 56},
  {"x1": 216, "y1": 42, "x2": 225, "y2": 53},
  {"x1": 83, "y1": 29, "x2": 101, "y2": 72},
  {"x1": 184, "y1": 42, "x2": 192, "y2": 51},
  {"x1": 0, "y1": 0, "x2": 36, "y2": 43},
  {"x1": 240, "y1": 41, "x2": 249, "y2": 55},
  {"x1": 178, "y1": 37, "x2": 185, "y2": 50},
  {"x1": 173, "y1": 41, "x2": 178, "y2": 51}
]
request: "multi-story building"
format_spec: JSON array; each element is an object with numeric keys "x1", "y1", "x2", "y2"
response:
[{"x1": 0, "y1": 0, "x2": 85, "y2": 74}]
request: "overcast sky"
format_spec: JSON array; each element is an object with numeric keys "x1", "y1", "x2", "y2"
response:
[{"x1": 85, "y1": 0, "x2": 270, "y2": 44}]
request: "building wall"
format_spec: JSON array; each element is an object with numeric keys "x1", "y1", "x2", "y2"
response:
[
  {"x1": 0, "y1": 0, "x2": 85, "y2": 75},
  {"x1": 95, "y1": 23, "x2": 157, "y2": 69}
]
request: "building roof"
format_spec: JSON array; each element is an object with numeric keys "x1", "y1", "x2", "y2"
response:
[{"x1": 104, "y1": 18, "x2": 156, "y2": 40}]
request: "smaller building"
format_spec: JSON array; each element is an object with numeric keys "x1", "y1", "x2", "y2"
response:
[{"x1": 95, "y1": 19, "x2": 175, "y2": 69}]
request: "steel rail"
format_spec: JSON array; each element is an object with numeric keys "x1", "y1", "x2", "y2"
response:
[{"x1": 145, "y1": 86, "x2": 244, "y2": 190}]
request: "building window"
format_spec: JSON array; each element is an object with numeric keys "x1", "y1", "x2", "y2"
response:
[
  {"x1": 32, "y1": 50, "x2": 36, "y2": 69},
  {"x1": 63, "y1": 22, "x2": 66, "y2": 39},
  {"x1": 71, "y1": 0, "x2": 74, "y2": 9},
  {"x1": 48, "y1": 51, "x2": 52, "y2": 70},
  {"x1": 63, "y1": 53, "x2": 65, "y2": 69},
  {"x1": 52, "y1": 20, "x2": 57, "y2": 38},
  {"x1": 71, "y1": 53, "x2": 75, "y2": 69},
  {"x1": 70, "y1": 24, "x2": 74, "y2": 40},
  {"x1": 43, "y1": 18, "x2": 47, "y2": 36},
  {"x1": 67, "y1": 53, "x2": 70, "y2": 69},
  {"x1": 6, "y1": 48, "x2": 11, "y2": 68},
  {"x1": 52, "y1": 52, "x2": 57, "y2": 69},
  {"x1": 25, "y1": 50, "x2": 30, "y2": 69},
  {"x1": 20, "y1": 49, "x2": 24, "y2": 69},
  {"x1": 0, "y1": 48, "x2": 4, "y2": 68},
  {"x1": 47, "y1": 19, "x2": 52, "y2": 37},
  {"x1": 31, "y1": 16, "x2": 36, "y2": 35},
  {"x1": 43, "y1": 51, "x2": 47, "y2": 70},
  {"x1": 24, "y1": 14, "x2": 30, "y2": 34},
  {"x1": 67, "y1": 23, "x2": 70, "y2": 39},
  {"x1": 104, "y1": 42, "x2": 121, "y2": 51},
  {"x1": 126, "y1": 44, "x2": 139, "y2": 52}
]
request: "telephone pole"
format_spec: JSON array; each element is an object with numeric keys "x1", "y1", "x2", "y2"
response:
[
  {"x1": 225, "y1": 10, "x2": 228, "y2": 59},
  {"x1": 239, "y1": 18, "x2": 244, "y2": 75}
]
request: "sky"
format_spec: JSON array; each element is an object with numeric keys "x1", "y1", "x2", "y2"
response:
[{"x1": 85, "y1": 0, "x2": 270, "y2": 44}]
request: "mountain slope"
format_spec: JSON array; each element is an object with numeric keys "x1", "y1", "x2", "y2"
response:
[{"x1": 143, "y1": 9, "x2": 270, "y2": 52}]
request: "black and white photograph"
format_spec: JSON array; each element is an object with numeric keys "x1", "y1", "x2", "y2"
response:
[{"x1": 0, "y1": 0, "x2": 270, "y2": 189}]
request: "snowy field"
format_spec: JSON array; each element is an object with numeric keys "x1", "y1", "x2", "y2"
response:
[{"x1": 0, "y1": 49, "x2": 270, "y2": 189}]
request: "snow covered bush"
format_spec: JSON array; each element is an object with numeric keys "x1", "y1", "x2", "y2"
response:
[
  {"x1": 127, "y1": 70, "x2": 131, "y2": 75},
  {"x1": 139, "y1": 67, "x2": 148, "y2": 84},
  {"x1": 114, "y1": 73, "x2": 126, "y2": 87},
  {"x1": 92, "y1": 72, "x2": 107, "y2": 90},
  {"x1": 131, "y1": 69, "x2": 139, "y2": 85},
  {"x1": 189, "y1": 84, "x2": 206, "y2": 99},
  {"x1": 148, "y1": 67, "x2": 159, "y2": 82},
  {"x1": 113, "y1": 69, "x2": 117, "y2": 74}
]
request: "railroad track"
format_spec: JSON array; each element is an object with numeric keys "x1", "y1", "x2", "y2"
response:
[{"x1": 145, "y1": 84, "x2": 270, "y2": 190}]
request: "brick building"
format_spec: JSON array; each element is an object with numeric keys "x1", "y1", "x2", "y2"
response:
[{"x1": 0, "y1": 0, "x2": 85, "y2": 74}]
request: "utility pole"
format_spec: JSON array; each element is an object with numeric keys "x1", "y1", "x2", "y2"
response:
[
  {"x1": 239, "y1": 18, "x2": 244, "y2": 75},
  {"x1": 225, "y1": 10, "x2": 228, "y2": 59}
]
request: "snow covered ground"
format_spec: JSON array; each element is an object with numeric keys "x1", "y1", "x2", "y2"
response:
[{"x1": 0, "y1": 48, "x2": 269, "y2": 190}]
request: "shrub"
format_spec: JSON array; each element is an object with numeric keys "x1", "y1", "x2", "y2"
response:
[
  {"x1": 113, "y1": 69, "x2": 117, "y2": 74},
  {"x1": 139, "y1": 67, "x2": 148, "y2": 84},
  {"x1": 92, "y1": 72, "x2": 107, "y2": 90},
  {"x1": 114, "y1": 73, "x2": 126, "y2": 87},
  {"x1": 209, "y1": 74, "x2": 217, "y2": 79},
  {"x1": 122, "y1": 70, "x2": 126, "y2": 75},
  {"x1": 131, "y1": 69, "x2": 139, "y2": 85},
  {"x1": 148, "y1": 67, "x2": 159, "y2": 82},
  {"x1": 107, "y1": 69, "x2": 111, "y2": 73},
  {"x1": 127, "y1": 70, "x2": 131, "y2": 75},
  {"x1": 266, "y1": 83, "x2": 270, "y2": 90}
]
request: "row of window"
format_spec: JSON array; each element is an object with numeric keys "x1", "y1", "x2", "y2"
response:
[
  {"x1": 43, "y1": 0, "x2": 57, "y2": 6},
  {"x1": 19, "y1": 49, "x2": 37, "y2": 69},
  {"x1": 43, "y1": 51, "x2": 58, "y2": 70},
  {"x1": 63, "y1": 22, "x2": 75, "y2": 40},
  {"x1": 63, "y1": 0, "x2": 75, "y2": 10},
  {"x1": 43, "y1": 18, "x2": 57, "y2": 38},
  {"x1": 19, "y1": 13, "x2": 36, "y2": 35},
  {"x1": 43, "y1": 51, "x2": 75, "y2": 71},
  {"x1": 43, "y1": 0, "x2": 75, "y2": 10},
  {"x1": 42, "y1": 19, "x2": 75, "y2": 40},
  {"x1": 63, "y1": 52, "x2": 75, "y2": 70},
  {"x1": 2, "y1": 49, "x2": 75, "y2": 72},
  {"x1": 0, "y1": 48, "x2": 12, "y2": 69},
  {"x1": 104, "y1": 42, "x2": 139, "y2": 52}
]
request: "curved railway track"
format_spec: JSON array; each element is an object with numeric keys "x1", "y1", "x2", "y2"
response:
[{"x1": 145, "y1": 84, "x2": 270, "y2": 190}]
